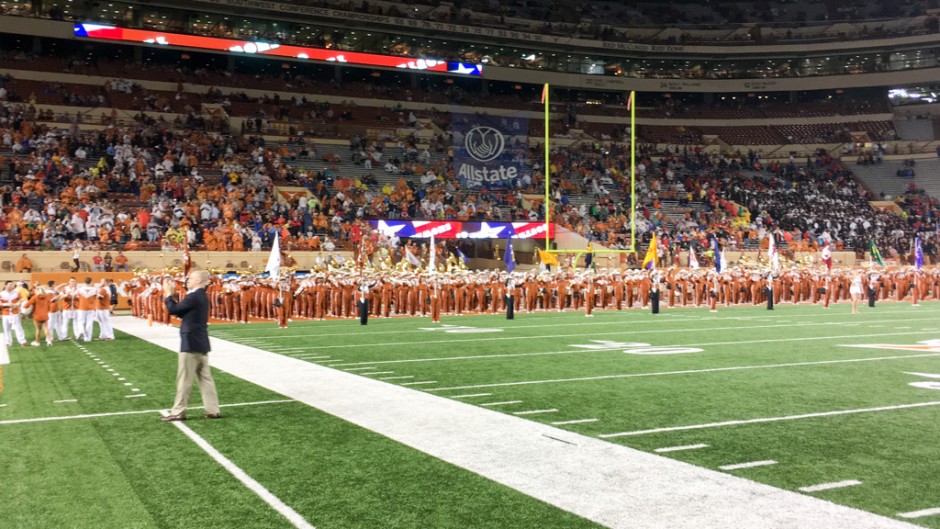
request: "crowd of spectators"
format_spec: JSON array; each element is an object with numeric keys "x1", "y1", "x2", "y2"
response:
[{"x1": 0, "y1": 52, "x2": 936, "y2": 266}]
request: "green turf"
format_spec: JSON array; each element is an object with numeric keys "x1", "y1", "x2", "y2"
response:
[
  {"x1": 0, "y1": 323, "x2": 604, "y2": 529},
  {"x1": 208, "y1": 301, "x2": 940, "y2": 527}
]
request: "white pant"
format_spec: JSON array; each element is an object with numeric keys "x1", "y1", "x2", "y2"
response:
[
  {"x1": 77, "y1": 310, "x2": 96, "y2": 342},
  {"x1": 2, "y1": 314, "x2": 26, "y2": 345},
  {"x1": 67, "y1": 309, "x2": 83, "y2": 340},
  {"x1": 96, "y1": 309, "x2": 113, "y2": 340}
]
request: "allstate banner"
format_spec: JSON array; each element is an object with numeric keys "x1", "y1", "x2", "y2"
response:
[{"x1": 452, "y1": 111, "x2": 529, "y2": 188}]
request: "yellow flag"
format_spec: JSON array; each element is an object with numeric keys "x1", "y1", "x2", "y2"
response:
[
  {"x1": 642, "y1": 234, "x2": 658, "y2": 270},
  {"x1": 538, "y1": 250, "x2": 559, "y2": 266}
]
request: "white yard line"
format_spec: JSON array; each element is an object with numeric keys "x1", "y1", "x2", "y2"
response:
[
  {"x1": 53, "y1": 399, "x2": 77, "y2": 403},
  {"x1": 361, "y1": 372, "x2": 395, "y2": 376},
  {"x1": 551, "y1": 418, "x2": 599, "y2": 426},
  {"x1": 125, "y1": 394, "x2": 148, "y2": 398},
  {"x1": 600, "y1": 401, "x2": 940, "y2": 438},
  {"x1": 400, "y1": 381, "x2": 438, "y2": 386},
  {"x1": 480, "y1": 400, "x2": 523, "y2": 407},
  {"x1": 898, "y1": 507, "x2": 940, "y2": 519},
  {"x1": 263, "y1": 318, "x2": 940, "y2": 350},
  {"x1": 513, "y1": 409, "x2": 558, "y2": 416},
  {"x1": 428, "y1": 352, "x2": 940, "y2": 392},
  {"x1": 450, "y1": 393, "x2": 493, "y2": 399},
  {"x1": 162, "y1": 410, "x2": 315, "y2": 529},
  {"x1": 113, "y1": 316, "x2": 924, "y2": 529},
  {"x1": 216, "y1": 307, "x2": 937, "y2": 339},
  {"x1": 654, "y1": 443, "x2": 709, "y2": 453},
  {"x1": 720, "y1": 460, "x2": 777, "y2": 471},
  {"x1": 379, "y1": 375, "x2": 414, "y2": 380},
  {"x1": 0, "y1": 400, "x2": 295, "y2": 426},
  {"x1": 343, "y1": 366, "x2": 378, "y2": 371},
  {"x1": 330, "y1": 329, "x2": 940, "y2": 368},
  {"x1": 799, "y1": 480, "x2": 862, "y2": 493}
]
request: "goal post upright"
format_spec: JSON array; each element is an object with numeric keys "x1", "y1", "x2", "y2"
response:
[{"x1": 541, "y1": 88, "x2": 638, "y2": 260}]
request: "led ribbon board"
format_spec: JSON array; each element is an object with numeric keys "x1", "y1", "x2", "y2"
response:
[
  {"x1": 74, "y1": 23, "x2": 482, "y2": 75},
  {"x1": 370, "y1": 221, "x2": 554, "y2": 239}
]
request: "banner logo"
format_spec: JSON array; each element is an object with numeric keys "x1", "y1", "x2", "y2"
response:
[{"x1": 465, "y1": 126, "x2": 504, "y2": 162}]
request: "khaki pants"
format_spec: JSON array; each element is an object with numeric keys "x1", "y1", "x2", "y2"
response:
[{"x1": 170, "y1": 352, "x2": 220, "y2": 416}]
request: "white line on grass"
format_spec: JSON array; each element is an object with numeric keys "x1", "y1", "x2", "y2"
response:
[
  {"x1": 0, "y1": 399, "x2": 296, "y2": 426},
  {"x1": 221, "y1": 307, "x2": 938, "y2": 339},
  {"x1": 266, "y1": 318, "x2": 940, "y2": 350},
  {"x1": 600, "y1": 400, "x2": 940, "y2": 438},
  {"x1": 343, "y1": 366, "x2": 378, "y2": 371},
  {"x1": 654, "y1": 443, "x2": 709, "y2": 453},
  {"x1": 161, "y1": 410, "x2": 315, "y2": 529},
  {"x1": 361, "y1": 372, "x2": 395, "y2": 376},
  {"x1": 53, "y1": 399, "x2": 77, "y2": 403},
  {"x1": 330, "y1": 329, "x2": 940, "y2": 368},
  {"x1": 898, "y1": 507, "x2": 940, "y2": 519},
  {"x1": 125, "y1": 394, "x2": 147, "y2": 398},
  {"x1": 450, "y1": 393, "x2": 493, "y2": 399},
  {"x1": 427, "y1": 352, "x2": 940, "y2": 392},
  {"x1": 799, "y1": 480, "x2": 862, "y2": 493},
  {"x1": 400, "y1": 381, "x2": 437, "y2": 386},
  {"x1": 720, "y1": 460, "x2": 777, "y2": 471},
  {"x1": 480, "y1": 401, "x2": 523, "y2": 407},
  {"x1": 379, "y1": 375, "x2": 414, "y2": 380},
  {"x1": 513, "y1": 409, "x2": 558, "y2": 416},
  {"x1": 551, "y1": 418, "x2": 599, "y2": 426}
]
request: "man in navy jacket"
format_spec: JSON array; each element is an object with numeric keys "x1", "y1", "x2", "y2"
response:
[{"x1": 161, "y1": 270, "x2": 221, "y2": 422}]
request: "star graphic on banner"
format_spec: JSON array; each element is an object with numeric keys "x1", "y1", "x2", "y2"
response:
[{"x1": 377, "y1": 221, "x2": 406, "y2": 236}]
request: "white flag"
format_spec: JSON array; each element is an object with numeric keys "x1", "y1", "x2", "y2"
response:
[
  {"x1": 688, "y1": 247, "x2": 699, "y2": 269},
  {"x1": 768, "y1": 234, "x2": 779, "y2": 272},
  {"x1": 265, "y1": 231, "x2": 281, "y2": 278},
  {"x1": 428, "y1": 235, "x2": 436, "y2": 272},
  {"x1": 405, "y1": 245, "x2": 422, "y2": 267}
]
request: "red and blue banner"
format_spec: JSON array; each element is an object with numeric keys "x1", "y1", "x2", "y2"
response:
[
  {"x1": 370, "y1": 221, "x2": 554, "y2": 240},
  {"x1": 74, "y1": 23, "x2": 482, "y2": 75}
]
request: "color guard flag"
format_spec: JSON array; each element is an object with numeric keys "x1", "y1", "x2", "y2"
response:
[
  {"x1": 428, "y1": 234, "x2": 436, "y2": 272},
  {"x1": 915, "y1": 236, "x2": 924, "y2": 270},
  {"x1": 541, "y1": 83, "x2": 548, "y2": 104},
  {"x1": 768, "y1": 234, "x2": 780, "y2": 272},
  {"x1": 688, "y1": 246, "x2": 700, "y2": 269},
  {"x1": 456, "y1": 248, "x2": 469, "y2": 264},
  {"x1": 538, "y1": 249, "x2": 559, "y2": 266},
  {"x1": 869, "y1": 240, "x2": 885, "y2": 266},
  {"x1": 821, "y1": 242, "x2": 832, "y2": 271},
  {"x1": 405, "y1": 245, "x2": 422, "y2": 268},
  {"x1": 642, "y1": 234, "x2": 658, "y2": 270},
  {"x1": 265, "y1": 232, "x2": 281, "y2": 278},
  {"x1": 712, "y1": 236, "x2": 722, "y2": 273},
  {"x1": 503, "y1": 237, "x2": 516, "y2": 273}
]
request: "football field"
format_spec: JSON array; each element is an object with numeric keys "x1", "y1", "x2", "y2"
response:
[{"x1": 3, "y1": 301, "x2": 940, "y2": 528}]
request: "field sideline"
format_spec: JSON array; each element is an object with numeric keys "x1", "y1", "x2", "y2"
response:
[{"x1": 3, "y1": 301, "x2": 940, "y2": 528}]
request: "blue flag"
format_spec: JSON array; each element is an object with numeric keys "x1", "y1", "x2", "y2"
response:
[
  {"x1": 503, "y1": 238, "x2": 515, "y2": 273},
  {"x1": 712, "y1": 236, "x2": 722, "y2": 273},
  {"x1": 916, "y1": 236, "x2": 924, "y2": 270},
  {"x1": 456, "y1": 248, "x2": 469, "y2": 264}
]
